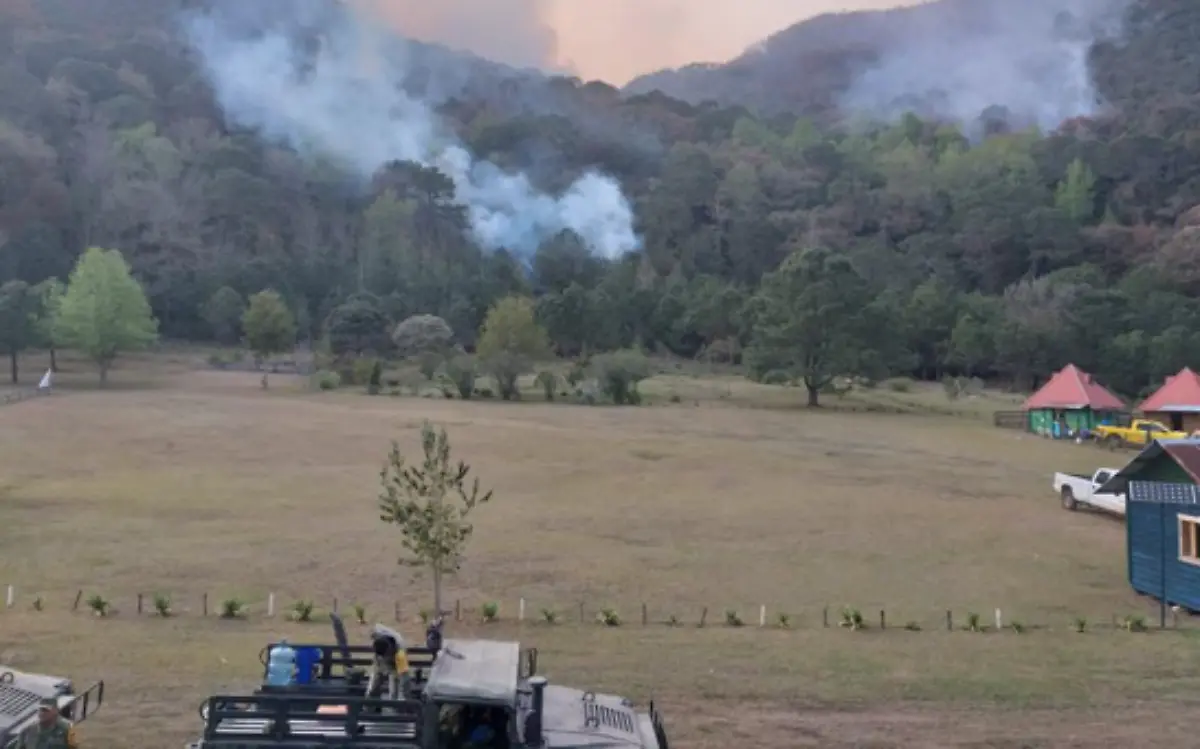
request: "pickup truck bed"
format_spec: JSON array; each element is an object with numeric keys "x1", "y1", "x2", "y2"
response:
[{"x1": 1053, "y1": 468, "x2": 1125, "y2": 516}]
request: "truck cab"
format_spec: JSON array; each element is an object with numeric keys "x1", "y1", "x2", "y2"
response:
[
  {"x1": 1053, "y1": 467, "x2": 1125, "y2": 515},
  {"x1": 0, "y1": 669, "x2": 104, "y2": 749},
  {"x1": 1093, "y1": 419, "x2": 1188, "y2": 449}
]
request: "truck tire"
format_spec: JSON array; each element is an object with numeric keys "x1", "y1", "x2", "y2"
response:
[
  {"x1": 1104, "y1": 435, "x2": 1121, "y2": 451},
  {"x1": 1061, "y1": 487, "x2": 1078, "y2": 510}
]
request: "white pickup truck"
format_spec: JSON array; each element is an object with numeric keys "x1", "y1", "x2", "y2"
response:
[{"x1": 1053, "y1": 468, "x2": 1125, "y2": 516}]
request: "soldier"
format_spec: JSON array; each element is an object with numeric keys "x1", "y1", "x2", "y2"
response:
[{"x1": 20, "y1": 698, "x2": 78, "y2": 749}]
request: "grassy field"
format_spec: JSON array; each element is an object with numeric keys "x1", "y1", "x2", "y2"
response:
[{"x1": 1, "y1": 349, "x2": 1195, "y2": 748}]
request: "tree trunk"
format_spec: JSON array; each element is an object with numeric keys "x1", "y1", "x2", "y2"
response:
[
  {"x1": 9, "y1": 350, "x2": 16, "y2": 384},
  {"x1": 49, "y1": 347, "x2": 57, "y2": 373},
  {"x1": 432, "y1": 566, "x2": 443, "y2": 620},
  {"x1": 99, "y1": 361, "x2": 109, "y2": 385},
  {"x1": 805, "y1": 381, "x2": 820, "y2": 407}
]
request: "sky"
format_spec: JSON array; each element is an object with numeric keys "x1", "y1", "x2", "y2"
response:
[{"x1": 350, "y1": 0, "x2": 925, "y2": 85}]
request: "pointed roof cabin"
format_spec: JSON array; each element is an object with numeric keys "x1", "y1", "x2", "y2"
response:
[
  {"x1": 1139, "y1": 368, "x2": 1200, "y2": 432},
  {"x1": 1022, "y1": 364, "x2": 1125, "y2": 436}
]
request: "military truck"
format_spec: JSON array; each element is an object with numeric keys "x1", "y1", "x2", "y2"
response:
[
  {"x1": 188, "y1": 615, "x2": 669, "y2": 748},
  {"x1": 0, "y1": 668, "x2": 104, "y2": 749}
]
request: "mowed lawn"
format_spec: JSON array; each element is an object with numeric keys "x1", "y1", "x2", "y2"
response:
[{"x1": 2, "y1": 359, "x2": 1199, "y2": 747}]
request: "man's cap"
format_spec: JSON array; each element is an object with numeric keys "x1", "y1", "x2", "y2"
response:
[{"x1": 38, "y1": 698, "x2": 57, "y2": 709}]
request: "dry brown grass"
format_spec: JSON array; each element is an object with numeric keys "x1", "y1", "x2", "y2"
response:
[{"x1": 1, "y1": 351, "x2": 1196, "y2": 748}]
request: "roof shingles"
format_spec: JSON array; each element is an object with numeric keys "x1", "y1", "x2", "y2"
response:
[
  {"x1": 1139, "y1": 368, "x2": 1200, "y2": 412},
  {"x1": 1022, "y1": 364, "x2": 1124, "y2": 411}
]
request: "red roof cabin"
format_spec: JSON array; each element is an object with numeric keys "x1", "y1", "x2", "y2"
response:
[
  {"x1": 1022, "y1": 364, "x2": 1125, "y2": 436},
  {"x1": 1138, "y1": 367, "x2": 1200, "y2": 432}
]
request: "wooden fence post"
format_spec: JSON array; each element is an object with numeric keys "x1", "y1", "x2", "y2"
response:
[
  {"x1": 333, "y1": 597, "x2": 339, "y2": 614},
  {"x1": 137, "y1": 593, "x2": 143, "y2": 615},
  {"x1": 5, "y1": 585, "x2": 12, "y2": 608},
  {"x1": 394, "y1": 601, "x2": 401, "y2": 622},
  {"x1": 759, "y1": 605, "x2": 766, "y2": 627},
  {"x1": 822, "y1": 606, "x2": 829, "y2": 627},
  {"x1": 879, "y1": 609, "x2": 885, "y2": 629},
  {"x1": 72, "y1": 591, "x2": 82, "y2": 611},
  {"x1": 455, "y1": 600, "x2": 461, "y2": 622},
  {"x1": 203, "y1": 593, "x2": 209, "y2": 617},
  {"x1": 267, "y1": 593, "x2": 275, "y2": 618},
  {"x1": 518, "y1": 598, "x2": 525, "y2": 622},
  {"x1": 946, "y1": 610, "x2": 953, "y2": 631},
  {"x1": 994, "y1": 608, "x2": 1002, "y2": 629},
  {"x1": 642, "y1": 603, "x2": 648, "y2": 626},
  {"x1": 699, "y1": 607, "x2": 708, "y2": 628},
  {"x1": 578, "y1": 601, "x2": 584, "y2": 624}
]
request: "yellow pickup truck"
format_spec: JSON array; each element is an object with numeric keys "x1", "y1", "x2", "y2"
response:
[{"x1": 1093, "y1": 419, "x2": 1189, "y2": 449}]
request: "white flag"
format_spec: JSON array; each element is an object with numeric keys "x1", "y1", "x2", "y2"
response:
[{"x1": 37, "y1": 368, "x2": 52, "y2": 390}]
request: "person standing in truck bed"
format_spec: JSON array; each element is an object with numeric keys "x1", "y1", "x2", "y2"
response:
[{"x1": 20, "y1": 698, "x2": 78, "y2": 749}]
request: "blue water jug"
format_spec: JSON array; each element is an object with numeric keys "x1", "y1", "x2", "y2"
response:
[{"x1": 266, "y1": 640, "x2": 296, "y2": 686}]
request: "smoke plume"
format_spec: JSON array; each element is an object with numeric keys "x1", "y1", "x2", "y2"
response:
[
  {"x1": 838, "y1": 0, "x2": 1133, "y2": 133},
  {"x1": 179, "y1": 0, "x2": 638, "y2": 259}
]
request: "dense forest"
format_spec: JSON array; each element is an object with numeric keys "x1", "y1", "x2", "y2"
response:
[{"x1": 0, "y1": 0, "x2": 1199, "y2": 402}]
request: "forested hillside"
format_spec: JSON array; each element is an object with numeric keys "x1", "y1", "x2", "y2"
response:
[{"x1": 0, "y1": 0, "x2": 1198, "y2": 402}]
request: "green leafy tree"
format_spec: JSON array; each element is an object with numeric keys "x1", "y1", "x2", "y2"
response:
[
  {"x1": 476, "y1": 295, "x2": 551, "y2": 400},
  {"x1": 378, "y1": 422, "x2": 493, "y2": 617},
  {"x1": 242, "y1": 289, "x2": 296, "y2": 388},
  {"x1": 744, "y1": 248, "x2": 889, "y2": 406},
  {"x1": 32, "y1": 278, "x2": 64, "y2": 373},
  {"x1": 202, "y1": 286, "x2": 246, "y2": 344},
  {"x1": 1054, "y1": 158, "x2": 1097, "y2": 223},
  {"x1": 53, "y1": 247, "x2": 158, "y2": 384},
  {"x1": 325, "y1": 293, "x2": 391, "y2": 357},
  {"x1": 0, "y1": 280, "x2": 38, "y2": 383},
  {"x1": 590, "y1": 349, "x2": 652, "y2": 405},
  {"x1": 392, "y1": 314, "x2": 454, "y2": 357}
]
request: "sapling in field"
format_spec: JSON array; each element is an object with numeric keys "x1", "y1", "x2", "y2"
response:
[{"x1": 378, "y1": 422, "x2": 494, "y2": 619}]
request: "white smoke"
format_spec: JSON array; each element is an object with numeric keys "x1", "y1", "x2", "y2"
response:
[
  {"x1": 180, "y1": 5, "x2": 639, "y2": 259},
  {"x1": 839, "y1": 0, "x2": 1133, "y2": 134}
]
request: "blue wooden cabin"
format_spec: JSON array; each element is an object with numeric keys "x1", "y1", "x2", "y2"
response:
[{"x1": 1103, "y1": 439, "x2": 1200, "y2": 609}]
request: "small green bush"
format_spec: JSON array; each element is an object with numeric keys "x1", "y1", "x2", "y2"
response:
[
  {"x1": 153, "y1": 593, "x2": 172, "y2": 617},
  {"x1": 839, "y1": 607, "x2": 864, "y2": 630},
  {"x1": 367, "y1": 359, "x2": 383, "y2": 394},
  {"x1": 86, "y1": 594, "x2": 110, "y2": 617},
  {"x1": 886, "y1": 377, "x2": 913, "y2": 393},
  {"x1": 352, "y1": 603, "x2": 367, "y2": 625},
  {"x1": 220, "y1": 598, "x2": 246, "y2": 619},
  {"x1": 760, "y1": 369, "x2": 790, "y2": 385},
  {"x1": 535, "y1": 371, "x2": 558, "y2": 401},
  {"x1": 445, "y1": 355, "x2": 478, "y2": 399},
  {"x1": 724, "y1": 609, "x2": 744, "y2": 627},
  {"x1": 591, "y1": 350, "x2": 651, "y2": 405},
  {"x1": 597, "y1": 608, "x2": 621, "y2": 627},
  {"x1": 351, "y1": 357, "x2": 378, "y2": 386},
  {"x1": 290, "y1": 600, "x2": 315, "y2": 622},
  {"x1": 481, "y1": 601, "x2": 499, "y2": 622},
  {"x1": 1124, "y1": 614, "x2": 1147, "y2": 632},
  {"x1": 313, "y1": 370, "x2": 340, "y2": 390},
  {"x1": 541, "y1": 608, "x2": 559, "y2": 624}
]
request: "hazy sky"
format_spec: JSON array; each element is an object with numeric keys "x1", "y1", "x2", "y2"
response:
[{"x1": 351, "y1": 0, "x2": 924, "y2": 85}]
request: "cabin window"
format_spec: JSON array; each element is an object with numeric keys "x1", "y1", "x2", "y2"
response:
[{"x1": 1179, "y1": 515, "x2": 1200, "y2": 565}]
